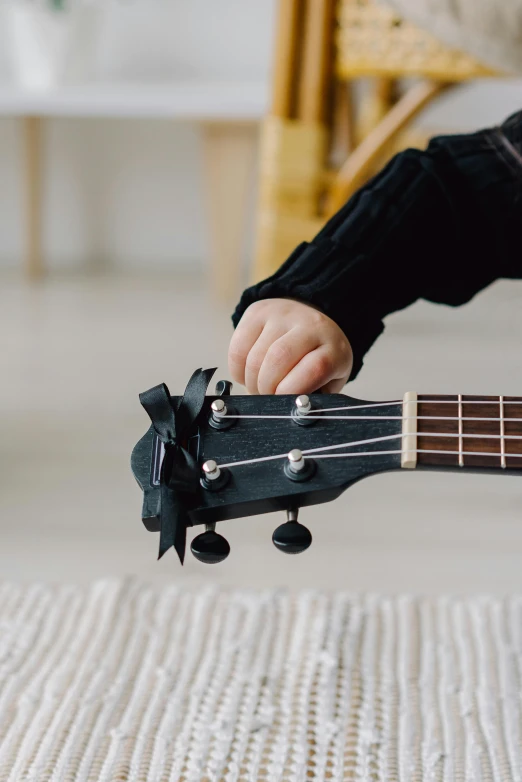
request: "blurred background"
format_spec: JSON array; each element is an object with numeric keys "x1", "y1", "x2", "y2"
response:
[{"x1": 1, "y1": 0, "x2": 522, "y2": 594}]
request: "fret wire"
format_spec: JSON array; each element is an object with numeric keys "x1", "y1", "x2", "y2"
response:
[
  {"x1": 457, "y1": 394, "x2": 463, "y2": 467},
  {"x1": 500, "y1": 395, "x2": 506, "y2": 469}
]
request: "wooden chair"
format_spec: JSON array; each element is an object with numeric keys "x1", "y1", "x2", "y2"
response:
[{"x1": 253, "y1": 0, "x2": 498, "y2": 282}]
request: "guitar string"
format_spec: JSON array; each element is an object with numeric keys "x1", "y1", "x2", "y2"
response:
[
  {"x1": 217, "y1": 430, "x2": 522, "y2": 470},
  {"x1": 294, "y1": 400, "x2": 401, "y2": 412},
  {"x1": 313, "y1": 449, "x2": 522, "y2": 460},
  {"x1": 220, "y1": 398, "x2": 522, "y2": 418},
  {"x1": 214, "y1": 400, "x2": 522, "y2": 470},
  {"x1": 222, "y1": 397, "x2": 522, "y2": 421},
  {"x1": 222, "y1": 414, "x2": 522, "y2": 423},
  {"x1": 219, "y1": 445, "x2": 522, "y2": 470},
  {"x1": 317, "y1": 398, "x2": 522, "y2": 413},
  {"x1": 218, "y1": 433, "x2": 402, "y2": 468}
]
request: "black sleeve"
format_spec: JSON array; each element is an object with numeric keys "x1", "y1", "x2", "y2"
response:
[{"x1": 233, "y1": 110, "x2": 522, "y2": 379}]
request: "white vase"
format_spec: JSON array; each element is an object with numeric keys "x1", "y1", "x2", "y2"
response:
[{"x1": 5, "y1": 5, "x2": 101, "y2": 90}]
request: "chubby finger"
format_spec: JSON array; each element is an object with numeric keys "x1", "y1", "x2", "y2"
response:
[
  {"x1": 275, "y1": 346, "x2": 346, "y2": 395},
  {"x1": 244, "y1": 324, "x2": 287, "y2": 394},
  {"x1": 228, "y1": 318, "x2": 265, "y2": 386},
  {"x1": 257, "y1": 329, "x2": 320, "y2": 395}
]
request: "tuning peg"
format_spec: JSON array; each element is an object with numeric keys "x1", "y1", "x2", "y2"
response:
[
  {"x1": 211, "y1": 398, "x2": 227, "y2": 420},
  {"x1": 284, "y1": 449, "x2": 316, "y2": 482},
  {"x1": 272, "y1": 509, "x2": 312, "y2": 555},
  {"x1": 191, "y1": 524, "x2": 230, "y2": 564},
  {"x1": 200, "y1": 460, "x2": 229, "y2": 491},
  {"x1": 215, "y1": 379, "x2": 233, "y2": 396},
  {"x1": 295, "y1": 394, "x2": 312, "y2": 416},
  {"x1": 209, "y1": 397, "x2": 235, "y2": 430},
  {"x1": 291, "y1": 394, "x2": 317, "y2": 427}
]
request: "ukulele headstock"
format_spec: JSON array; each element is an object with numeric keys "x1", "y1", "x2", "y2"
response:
[{"x1": 131, "y1": 379, "x2": 403, "y2": 563}]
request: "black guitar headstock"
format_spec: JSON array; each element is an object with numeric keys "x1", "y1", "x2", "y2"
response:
[{"x1": 131, "y1": 370, "x2": 403, "y2": 565}]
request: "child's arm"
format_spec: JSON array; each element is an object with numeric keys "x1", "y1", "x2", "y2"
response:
[{"x1": 230, "y1": 110, "x2": 522, "y2": 395}]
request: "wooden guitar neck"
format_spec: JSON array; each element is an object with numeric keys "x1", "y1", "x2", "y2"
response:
[{"x1": 402, "y1": 394, "x2": 522, "y2": 471}]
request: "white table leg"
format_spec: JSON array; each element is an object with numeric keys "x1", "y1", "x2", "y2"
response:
[
  {"x1": 23, "y1": 116, "x2": 44, "y2": 279},
  {"x1": 202, "y1": 122, "x2": 258, "y2": 300}
]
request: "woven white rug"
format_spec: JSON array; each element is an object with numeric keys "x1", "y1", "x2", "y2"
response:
[{"x1": 0, "y1": 580, "x2": 520, "y2": 781}]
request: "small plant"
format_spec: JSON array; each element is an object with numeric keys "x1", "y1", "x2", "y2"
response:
[{"x1": 50, "y1": 0, "x2": 66, "y2": 9}]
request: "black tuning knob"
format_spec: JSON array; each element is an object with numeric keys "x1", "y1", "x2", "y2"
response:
[
  {"x1": 191, "y1": 524, "x2": 230, "y2": 564},
  {"x1": 215, "y1": 379, "x2": 233, "y2": 396},
  {"x1": 272, "y1": 510, "x2": 312, "y2": 555}
]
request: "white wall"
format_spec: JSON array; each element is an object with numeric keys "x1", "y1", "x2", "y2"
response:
[
  {"x1": 0, "y1": 1, "x2": 521, "y2": 271},
  {"x1": 0, "y1": 0, "x2": 276, "y2": 271}
]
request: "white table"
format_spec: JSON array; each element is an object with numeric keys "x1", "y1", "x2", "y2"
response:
[{"x1": 0, "y1": 81, "x2": 269, "y2": 296}]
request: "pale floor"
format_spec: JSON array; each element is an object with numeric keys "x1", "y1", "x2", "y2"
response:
[{"x1": 2, "y1": 271, "x2": 522, "y2": 594}]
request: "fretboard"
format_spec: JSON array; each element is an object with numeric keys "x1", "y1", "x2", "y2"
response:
[{"x1": 413, "y1": 395, "x2": 522, "y2": 471}]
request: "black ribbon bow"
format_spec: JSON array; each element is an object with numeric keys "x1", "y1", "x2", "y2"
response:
[{"x1": 139, "y1": 367, "x2": 217, "y2": 564}]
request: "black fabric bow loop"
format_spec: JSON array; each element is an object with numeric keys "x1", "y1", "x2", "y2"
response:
[{"x1": 139, "y1": 367, "x2": 217, "y2": 564}]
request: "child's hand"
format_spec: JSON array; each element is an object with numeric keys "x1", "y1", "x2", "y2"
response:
[{"x1": 228, "y1": 298, "x2": 353, "y2": 395}]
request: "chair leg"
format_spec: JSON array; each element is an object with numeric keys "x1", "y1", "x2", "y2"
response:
[
  {"x1": 297, "y1": 0, "x2": 335, "y2": 124},
  {"x1": 356, "y1": 77, "x2": 397, "y2": 143},
  {"x1": 24, "y1": 116, "x2": 44, "y2": 279},
  {"x1": 326, "y1": 80, "x2": 448, "y2": 216},
  {"x1": 202, "y1": 122, "x2": 258, "y2": 301},
  {"x1": 271, "y1": 0, "x2": 304, "y2": 118},
  {"x1": 252, "y1": 0, "x2": 335, "y2": 283},
  {"x1": 330, "y1": 80, "x2": 356, "y2": 168},
  {"x1": 253, "y1": 116, "x2": 326, "y2": 283}
]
